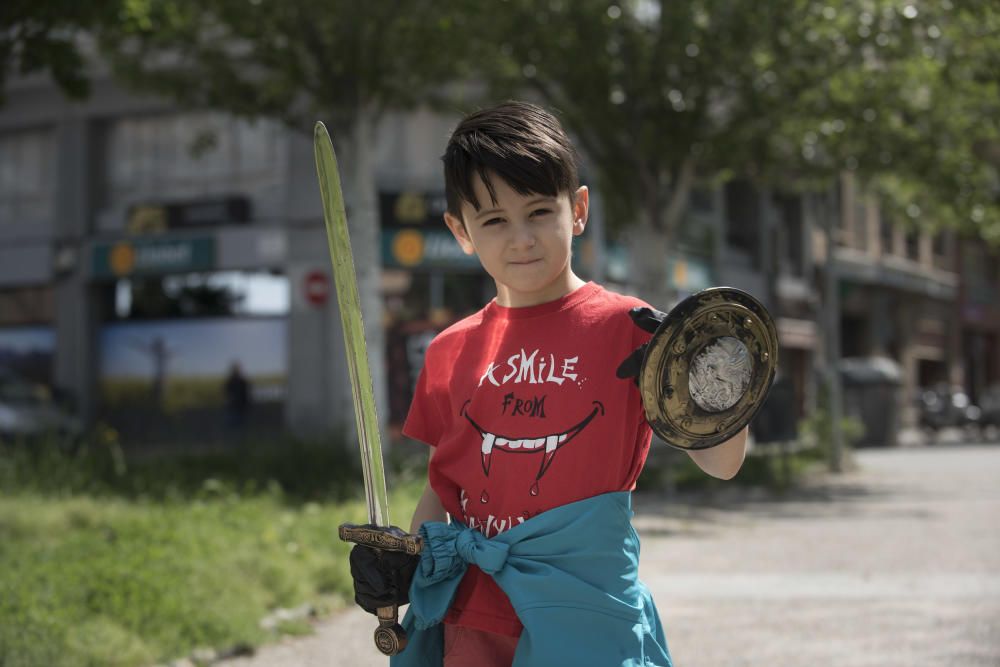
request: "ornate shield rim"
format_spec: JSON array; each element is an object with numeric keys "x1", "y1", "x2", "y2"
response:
[{"x1": 639, "y1": 287, "x2": 779, "y2": 450}]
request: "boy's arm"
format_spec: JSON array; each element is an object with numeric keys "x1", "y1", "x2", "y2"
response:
[
  {"x1": 410, "y1": 480, "x2": 448, "y2": 533},
  {"x1": 685, "y1": 426, "x2": 748, "y2": 480}
]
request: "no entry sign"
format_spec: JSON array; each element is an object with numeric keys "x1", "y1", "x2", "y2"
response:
[{"x1": 304, "y1": 269, "x2": 330, "y2": 307}]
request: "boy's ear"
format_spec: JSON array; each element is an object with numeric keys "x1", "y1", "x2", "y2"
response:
[
  {"x1": 444, "y1": 212, "x2": 476, "y2": 255},
  {"x1": 572, "y1": 186, "x2": 589, "y2": 237}
]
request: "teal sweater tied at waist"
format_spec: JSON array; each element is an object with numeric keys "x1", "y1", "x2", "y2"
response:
[{"x1": 389, "y1": 491, "x2": 672, "y2": 667}]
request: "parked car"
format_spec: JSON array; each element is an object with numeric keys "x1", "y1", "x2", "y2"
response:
[
  {"x1": 0, "y1": 369, "x2": 83, "y2": 445},
  {"x1": 978, "y1": 384, "x2": 1000, "y2": 436},
  {"x1": 916, "y1": 383, "x2": 981, "y2": 435}
]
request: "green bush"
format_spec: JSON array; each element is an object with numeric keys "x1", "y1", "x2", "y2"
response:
[{"x1": 0, "y1": 427, "x2": 366, "y2": 503}]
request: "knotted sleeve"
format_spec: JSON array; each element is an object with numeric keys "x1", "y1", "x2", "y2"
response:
[{"x1": 407, "y1": 521, "x2": 511, "y2": 630}]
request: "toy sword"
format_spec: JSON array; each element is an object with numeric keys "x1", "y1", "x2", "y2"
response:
[{"x1": 313, "y1": 122, "x2": 422, "y2": 656}]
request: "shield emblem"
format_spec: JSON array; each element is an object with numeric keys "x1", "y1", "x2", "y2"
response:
[{"x1": 639, "y1": 287, "x2": 779, "y2": 450}]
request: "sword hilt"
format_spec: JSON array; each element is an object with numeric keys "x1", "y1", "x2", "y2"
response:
[
  {"x1": 339, "y1": 523, "x2": 423, "y2": 555},
  {"x1": 339, "y1": 523, "x2": 423, "y2": 656}
]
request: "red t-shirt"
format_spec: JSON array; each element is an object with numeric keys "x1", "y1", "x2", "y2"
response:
[{"x1": 403, "y1": 282, "x2": 654, "y2": 637}]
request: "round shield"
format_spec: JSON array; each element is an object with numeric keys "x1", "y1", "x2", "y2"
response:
[{"x1": 639, "y1": 287, "x2": 779, "y2": 450}]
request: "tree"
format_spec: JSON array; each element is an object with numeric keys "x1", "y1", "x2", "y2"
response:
[
  {"x1": 0, "y1": 0, "x2": 122, "y2": 102},
  {"x1": 478, "y1": 0, "x2": 999, "y2": 304},
  {"x1": 94, "y1": 1, "x2": 477, "y2": 436}
]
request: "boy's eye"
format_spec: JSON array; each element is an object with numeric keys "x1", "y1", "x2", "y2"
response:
[
  {"x1": 530, "y1": 208, "x2": 553, "y2": 218},
  {"x1": 483, "y1": 217, "x2": 505, "y2": 226}
]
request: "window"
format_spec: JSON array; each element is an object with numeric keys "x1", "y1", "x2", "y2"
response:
[
  {"x1": 103, "y1": 112, "x2": 281, "y2": 206},
  {"x1": 774, "y1": 193, "x2": 804, "y2": 275},
  {"x1": 904, "y1": 230, "x2": 920, "y2": 261},
  {"x1": 724, "y1": 179, "x2": 759, "y2": 260},
  {"x1": 852, "y1": 200, "x2": 868, "y2": 252},
  {"x1": 0, "y1": 128, "x2": 55, "y2": 223},
  {"x1": 879, "y1": 215, "x2": 895, "y2": 256}
]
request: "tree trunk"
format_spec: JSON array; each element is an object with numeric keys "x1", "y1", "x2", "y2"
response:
[
  {"x1": 336, "y1": 109, "x2": 390, "y2": 445},
  {"x1": 626, "y1": 216, "x2": 674, "y2": 310},
  {"x1": 624, "y1": 160, "x2": 697, "y2": 311}
]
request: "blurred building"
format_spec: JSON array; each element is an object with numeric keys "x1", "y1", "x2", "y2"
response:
[
  {"x1": 0, "y1": 71, "x2": 487, "y2": 446},
  {"x1": 704, "y1": 172, "x2": 974, "y2": 442},
  {"x1": 720, "y1": 180, "x2": 819, "y2": 424},
  {"x1": 831, "y1": 173, "x2": 962, "y2": 432},
  {"x1": 0, "y1": 69, "x2": 990, "y2": 448},
  {"x1": 958, "y1": 240, "x2": 1000, "y2": 405}
]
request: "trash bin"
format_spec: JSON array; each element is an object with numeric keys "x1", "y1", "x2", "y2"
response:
[
  {"x1": 751, "y1": 375, "x2": 797, "y2": 444},
  {"x1": 837, "y1": 356, "x2": 903, "y2": 447}
]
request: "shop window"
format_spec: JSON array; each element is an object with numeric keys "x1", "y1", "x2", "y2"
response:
[
  {"x1": 840, "y1": 314, "x2": 868, "y2": 358},
  {"x1": 112, "y1": 271, "x2": 289, "y2": 320},
  {"x1": 0, "y1": 325, "x2": 55, "y2": 386},
  {"x1": 0, "y1": 285, "x2": 54, "y2": 325}
]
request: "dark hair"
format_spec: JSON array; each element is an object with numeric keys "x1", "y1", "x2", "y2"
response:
[{"x1": 442, "y1": 101, "x2": 579, "y2": 221}]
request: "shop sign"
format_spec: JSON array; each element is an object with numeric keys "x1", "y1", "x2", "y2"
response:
[
  {"x1": 382, "y1": 227, "x2": 480, "y2": 270},
  {"x1": 92, "y1": 237, "x2": 215, "y2": 279},
  {"x1": 379, "y1": 191, "x2": 447, "y2": 227},
  {"x1": 126, "y1": 196, "x2": 250, "y2": 234}
]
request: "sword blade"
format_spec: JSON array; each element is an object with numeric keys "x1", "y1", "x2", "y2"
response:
[{"x1": 313, "y1": 121, "x2": 389, "y2": 528}]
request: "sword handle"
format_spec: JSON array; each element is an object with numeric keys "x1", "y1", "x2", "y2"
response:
[
  {"x1": 339, "y1": 523, "x2": 423, "y2": 555},
  {"x1": 339, "y1": 523, "x2": 423, "y2": 656}
]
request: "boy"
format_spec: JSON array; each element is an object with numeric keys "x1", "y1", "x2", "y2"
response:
[{"x1": 350, "y1": 101, "x2": 748, "y2": 666}]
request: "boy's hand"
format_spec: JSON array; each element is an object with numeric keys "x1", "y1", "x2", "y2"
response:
[
  {"x1": 349, "y1": 544, "x2": 420, "y2": 615},
  {"x1": 615, "y1": 307, "x2": 667, "y2": 384}
]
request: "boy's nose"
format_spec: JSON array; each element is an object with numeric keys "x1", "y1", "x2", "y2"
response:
[{"x1": 510, "y1": 224, "x2": 537, "y2": 249}]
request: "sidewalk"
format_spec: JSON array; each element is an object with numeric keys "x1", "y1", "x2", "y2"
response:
[{"x1": 224, "y1": 443, "x2": 1000, "y2": 666}]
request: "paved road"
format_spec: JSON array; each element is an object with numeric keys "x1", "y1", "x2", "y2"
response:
[{"x1": 224, "y1": 444, "x2": 1000, "y2": 666}]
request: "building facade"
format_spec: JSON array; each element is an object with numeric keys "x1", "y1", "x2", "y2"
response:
[{"x1": 0, "y1": 71, "x2": 472, "y2": 446}]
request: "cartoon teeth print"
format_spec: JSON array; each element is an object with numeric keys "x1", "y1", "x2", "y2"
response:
[{"x1": 460, "y1": 400, "x2": 605, "y2": 496}]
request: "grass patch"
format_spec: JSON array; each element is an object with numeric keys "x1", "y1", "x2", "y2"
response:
[{"x1": 0, "y1": 435, "x2": 423, "y2": 667}]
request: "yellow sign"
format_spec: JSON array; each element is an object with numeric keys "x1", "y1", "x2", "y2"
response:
[
  {"x1": 394, "y1": 192, "x2": 428, "y2": 224},
  {"x1": 392, "y1": 229, "x2": 425, "y2": 267},
  {"x1": 673, "y1": 260, "x2": 688, "y2": 288},
  {"x1": 109, "y1": 242, "x2": 137, "y2": 276},
  {"x1": 127, "y1": 205, "x2": 168, "y2": 235}
]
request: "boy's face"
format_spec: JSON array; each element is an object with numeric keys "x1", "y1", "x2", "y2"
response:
[{"x1": 444, "y1": 171, "x2": 588, "y2": 307}]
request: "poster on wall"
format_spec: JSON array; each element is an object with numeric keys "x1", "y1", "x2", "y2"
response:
[
  {"x1": 0, "y1": 327, "x2": 55, "y2": 385},
  {"x1": 99, "y1": 317, "x2": 287, "y2": 445}
]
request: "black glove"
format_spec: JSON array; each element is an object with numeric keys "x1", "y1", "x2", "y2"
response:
[
  {"x1": 349, "y1": 543, "x2": 420, "y2": 615},
  {"x1": 615, "y1": 306, "x2": 668, "y2": 385}
]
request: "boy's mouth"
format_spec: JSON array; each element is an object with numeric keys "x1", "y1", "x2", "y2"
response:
[{"x1": 460, "y1": 401, "x2": 605, "y2": 490}]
